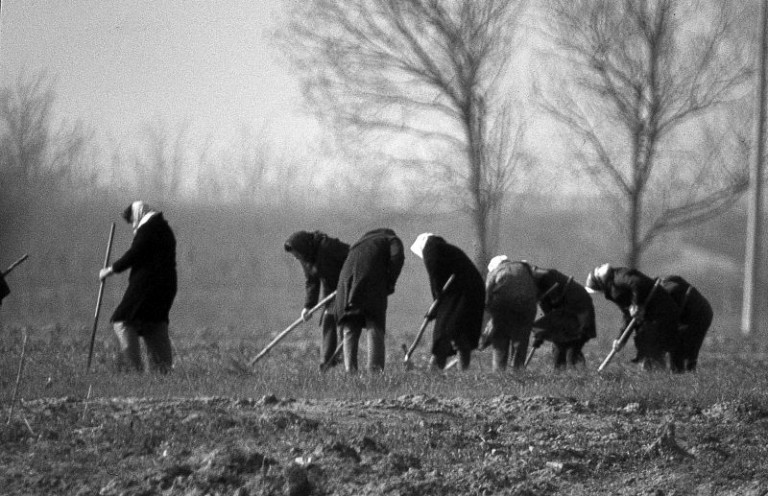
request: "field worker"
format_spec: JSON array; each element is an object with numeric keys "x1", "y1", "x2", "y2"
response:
[
  {"x1": 585, "y1": 263, "x2": 680, "y2": 371},
  {"x1": 333, "y1": 228, "x2": 404, "y2": 372},
  {"x1": 527, "y1": 263, "x2": 597, "y2": 370},
  {"x1": 284, "y1": 230, "x2": 350, "y2": 369},
  {"x1": 482, "y1": 256, "x2": 538, "y2": 371},
  {"x1": 410, "y1": 233, "x2": 485, "y2": 371},
  {"x1": 99, "y1": 201, "x2": 178, "y2": 373},
  {"x1": 659, "y1": 275, "x2": 713, "y2": 372}
]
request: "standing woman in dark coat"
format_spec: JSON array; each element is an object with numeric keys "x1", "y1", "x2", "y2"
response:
[
  {"x1": 585, "y1": 264, "x2": 680, "y2": 371},
  {"x1": 99, "y1": 201, "x2": 177, "y2": 373},
  {"x1": 659, "y1": 275, "x2": 713, "y2": 372},
  {"x1": 333, "y1": 228, "x2": 404, "y2": 372},
  {"x1": 410, "y1": 233, "x2": 485, "y2": 371},
  {"x1": 284, "y1": 230, "x2": 349, "y2": 369},
  {"x1": 484, "y1": 256, "x2": 538, "y2": 371},
  {"x1": 529, "y1": 263, "x2": 597, "y2": 370}
]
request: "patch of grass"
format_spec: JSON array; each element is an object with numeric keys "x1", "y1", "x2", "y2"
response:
[{"x1": 3, "y1": 324, "x2": 768, "y2": 415}]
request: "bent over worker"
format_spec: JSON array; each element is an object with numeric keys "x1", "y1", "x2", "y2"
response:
[
  {"x1": 333, "y1": 228, "x2": 404, "y2": 372},
  {"x1": 99, "y1": 201, "x2": 177, "y2": 373},
  {"x1": 483, "y1": 256, "x2": 538, "y2": 371},
  {"x1": 284, "y1": 230, "x2": 349, "y2": 369},
  {"x1": 585, "y1": 264, "x2": 680, "y2": 371},
  {"x1": 410, "y1": 233, "x2": 485, "y2": 371},
  {"x1": 659, "y1": 275, "x2": 713, "y2": 372},
  {"x1": 528, "y1": 263, "x2": 597, "y2": 370}
]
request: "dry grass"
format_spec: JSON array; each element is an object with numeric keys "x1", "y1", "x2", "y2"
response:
[{"x1": 2, "y1": 323, "x2": 767, "y2": 413}]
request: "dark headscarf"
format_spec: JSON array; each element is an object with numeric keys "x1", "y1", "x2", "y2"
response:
[{"x1": 285, "y1": 231, "x2": 322, "y2": 264}]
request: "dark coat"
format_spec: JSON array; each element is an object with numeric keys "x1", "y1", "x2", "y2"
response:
[
  {"x1": 530, "y1": 266, "x2": 596, "y2": 341},
  {"x1": 285, "y1": 231, "x2": 349, "y2": 309},
  {"x1": 600, "y1": 267, "x2": 680, "y2": 358},
  {"x1": 660, "y1": 275, "x2": 713, "y2": 371},
  {"x1": 333, "y1": 228, "x2": 404, "y2": 328},
  {"x1": 485, "y1": 260, "x2": 538, "y2": 339},
  {"x1": 660, "y1": 275, "x2": 713, "y2": 331},
  {"x1": 111, "y1": 213, "x2": 177, "y2": 325},
  {"x1": 421, "y1": 236, "x2": 485, "y2": 357}
]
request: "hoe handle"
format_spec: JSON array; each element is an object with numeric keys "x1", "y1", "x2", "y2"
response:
[
  {"x1": 598, "y1": 278, "x2": 662, "y2": 372},
  {"x1": 86, "y1": 223, "x2": 116, "y2": 372},
  {"x1": 249, "y1": 291, "x2": 337, "y2": 367},
  {"x1": 404, "y1": 274, "x2": 455, "y2": 364},
  {"x1": 2, "y1": 254, "x2": 29, "y2": 277}
]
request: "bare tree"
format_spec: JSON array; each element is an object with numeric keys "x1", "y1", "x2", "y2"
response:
[
  {"x1": 541, "y1": 0, "x2": 751, "y2": 268},
  {"x1": 128, "y1": 120, "x2": 191, "y2": 202},
  {"x1": 0, "y1": 71, "x2": 89, "y2": 199},
  {"x1": 280, "y1": 0, "x2": 531, "y2": 266}
]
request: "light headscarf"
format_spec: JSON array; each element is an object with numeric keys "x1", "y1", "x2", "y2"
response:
[
  {"x1": 585, "y1": 263, "x2": 612, "y2": 294},
  {"x1": 128, "y1": 201, "x2": 157, "y2": 234},
  {"x1": 410, "y1": 232, "x2": 433, "y2": 259},
  {"x1": 487, "y1": 255, "x2": 509, "y2": 273}
]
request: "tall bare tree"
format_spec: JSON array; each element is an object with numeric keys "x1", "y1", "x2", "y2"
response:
[
  {"x1": 130, "y1": 120, "x2": 191, "y2": 202},
  {"x1": 0, "y1": 72, "x2": 89, "y2": 199},
  {"x1": 541, "y1": 0, "x2": 751, "y2": 268},
  {"x1": 280, "y1": 0, "x2": 531, "y2": 266}
]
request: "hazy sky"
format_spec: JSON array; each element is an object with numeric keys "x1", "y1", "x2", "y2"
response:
[{"x1": 0, "y1": 0, "x2": 316, "y2": 149}]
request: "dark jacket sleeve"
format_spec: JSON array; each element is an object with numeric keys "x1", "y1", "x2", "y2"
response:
[
  {"x1": 387, "y1": 236, "x2": 405, "y2": 295},
  {"x1": 112, "y1": 227, "x2": 152, "y2": 274},
  {"x1": 302, "y1": 261, "x2": 321, "y2": 309}
]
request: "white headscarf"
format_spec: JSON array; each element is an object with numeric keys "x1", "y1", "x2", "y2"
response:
[
  {"x1": 410, "y1": 232, "x2": 434, "y2": 259},
  {"x1": 130, "y1": 201, "x2": 157, "y2": 234},
  {"x1": 487, "y1": 255, "x2": 509, "y2": 273},
  {"x1": 585, "y1": 263, "x2": 612, "y2": 294}
]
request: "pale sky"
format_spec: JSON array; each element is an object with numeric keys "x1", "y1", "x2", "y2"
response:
[{"x1": 0, "y1": 0, "x2": 317, "y2": 149}]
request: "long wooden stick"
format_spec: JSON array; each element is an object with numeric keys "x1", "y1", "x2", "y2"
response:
[
  {"x1": 403, "y1": 274, "x2": 456, "y2": 366},
  {"x1": 249, "y1": 291, "x2": 337, "y2": 367},
  {"x1": 598, "y1": 278, "x2": 662, "y2": 372},
  {"x1": 7, "y1": 329, "x2": 29, "y2": 424},
  {"x1": 86, "y1": 223, "x2": 116, "y2": 372},
  {"x1": 2, "y1": 254, "x2": 29, "y2": 277}
]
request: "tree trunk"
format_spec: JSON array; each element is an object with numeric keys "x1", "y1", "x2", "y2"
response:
[{"x1": 465, "y1": 95, "x2": 491, "y2": 271}]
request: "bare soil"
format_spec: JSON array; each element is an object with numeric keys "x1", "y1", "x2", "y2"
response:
[{"x1": 2, "y1": 394, "x2": 768, "y2": 495}]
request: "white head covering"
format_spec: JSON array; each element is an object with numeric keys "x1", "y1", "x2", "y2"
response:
[
  {"x1": 585, "y1": 263, "x2": 612, "y2": 294},
  {"x1": 487, "y1": 255, "x2": 509, "y2": 273},
  {"x1": 130, "y1": 201, "x2": 157, "y2": 234},
  {"x1": 410, "y1": 232, "x2": 434, "y2": 259}
]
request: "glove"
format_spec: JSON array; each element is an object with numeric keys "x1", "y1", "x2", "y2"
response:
[
  {"x1": 629, "y1": 304, "x2": 645, "y2": 321},
  {"x1": 532, "y1": 338, "x2": 544, "y2": 349},
  {"x1": 99, "y1": 267, "x2": 113, "y2": 281},
  {"x1": 301, "y1": 307, "x2": 311, "y2": 321}
]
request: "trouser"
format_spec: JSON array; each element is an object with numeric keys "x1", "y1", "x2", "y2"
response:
[
  {"x1": 492, "y1": 332, "x2": 530, "y2": 371},
  {"x1": 320, "y1": 311, "x2": 342, "y2": 368},
  {"x1": 430, "y1": 349, "x2": 472, "y2": 371},
  {"x1": 340, "y1": 317, "x2": 385, "y2": 372},
  {"x1": 113, "y1": 321, "x2": 173, "y2": 373},
  {"x1": 488, "y1": 310, "x2": 534, "y2": 371},
  {"x1": 533, "y1": 309, "x2": 589, "y2": 370},
  {"x1": 551, "y1": 339, "x2": 587, "y2": 370}
]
